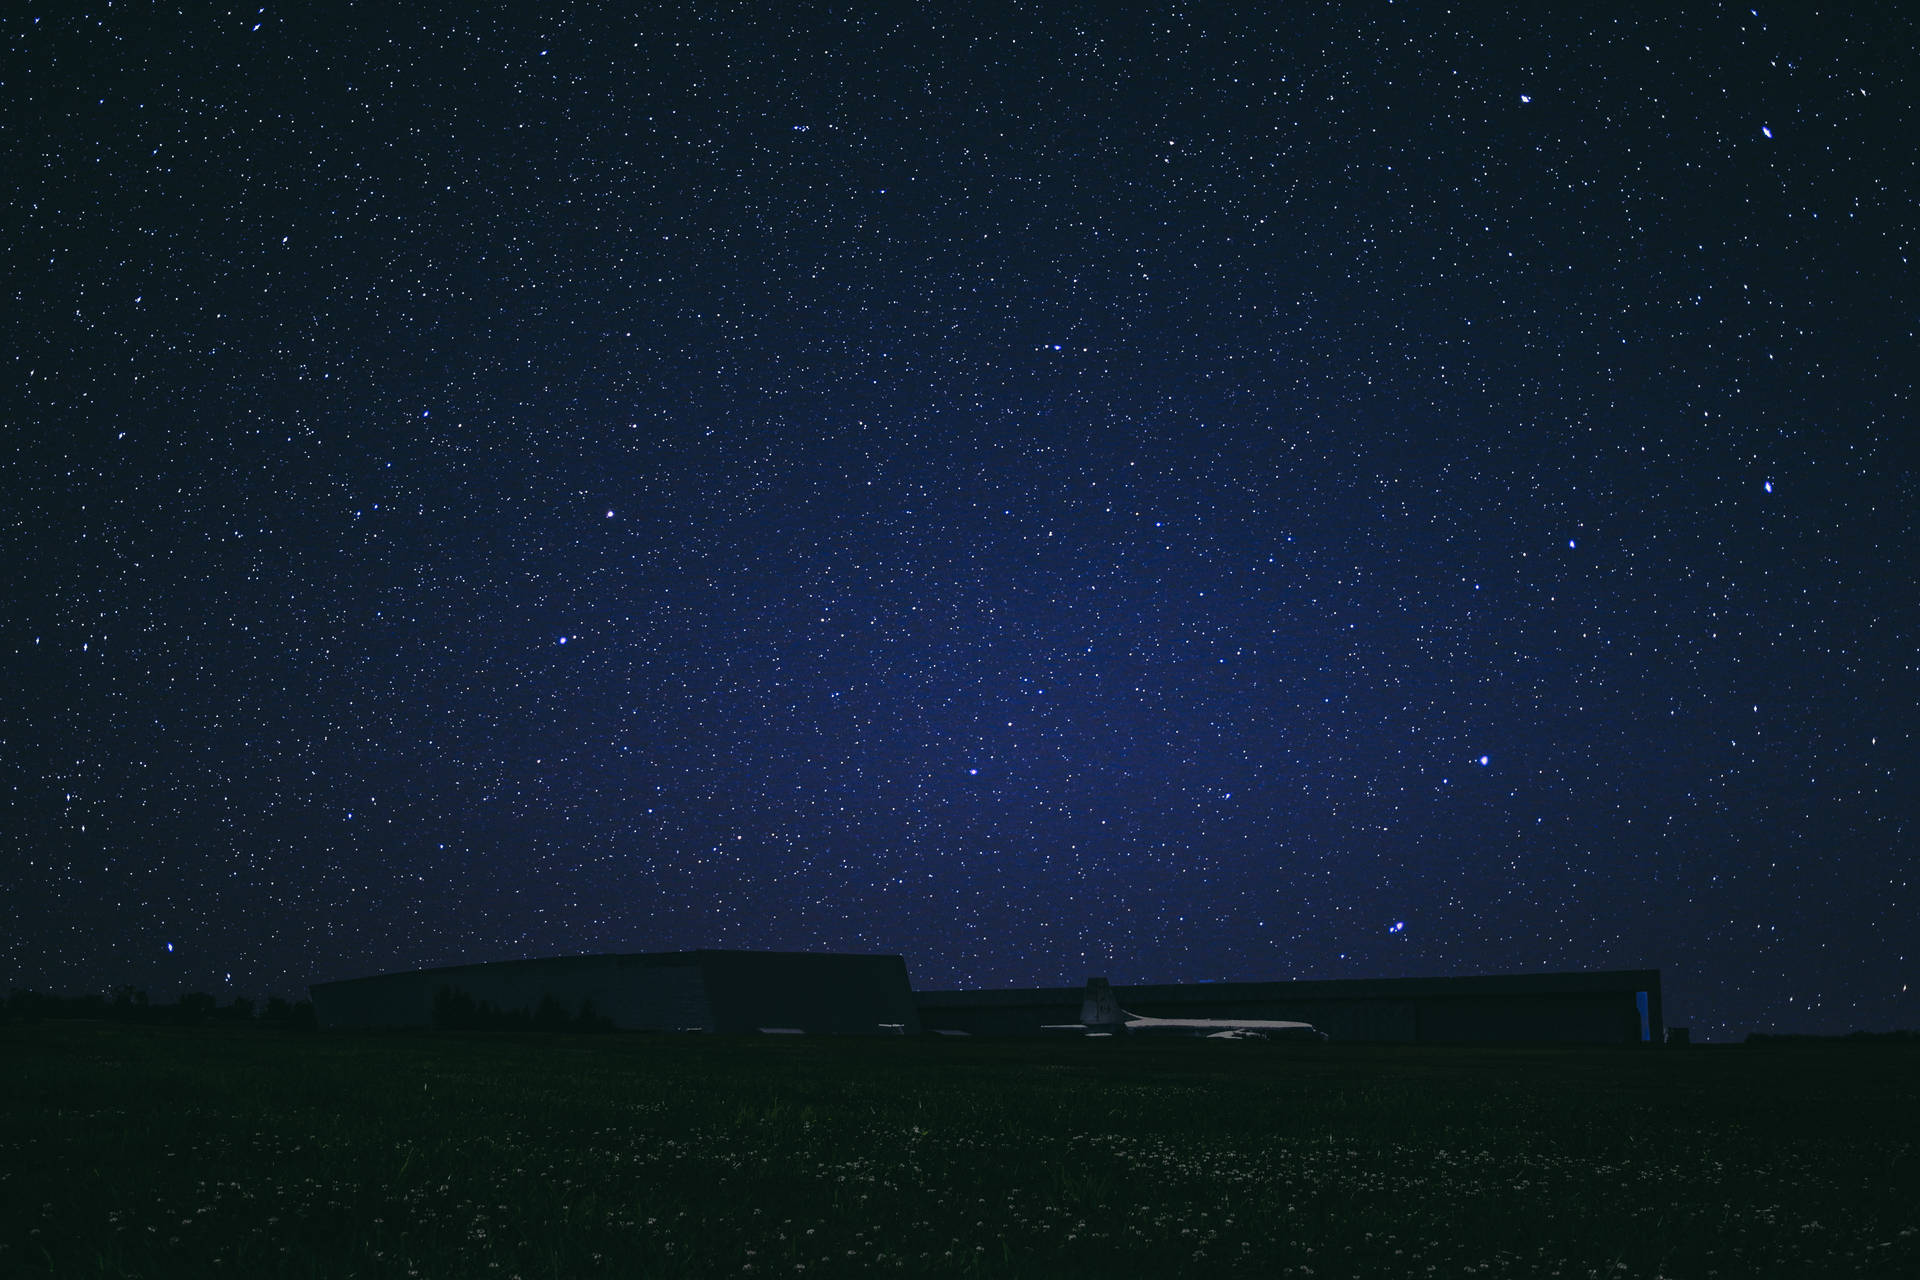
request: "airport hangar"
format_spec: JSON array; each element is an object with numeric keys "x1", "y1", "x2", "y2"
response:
[
  {"x1": 312, "y1": 951, "x2": 1660, "y2": 1045},
  {"x1": 917, "y1": 970, "x2": 1663, "y2": 1044}
]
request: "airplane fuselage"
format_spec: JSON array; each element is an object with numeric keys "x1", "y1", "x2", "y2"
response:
[
  {"x1": 1047, "y1": 978, "x2": 1329, "y2": 1041},
  {"x1": 1122, "y1": 1015, "x2": 1324, "y2": 1040}
]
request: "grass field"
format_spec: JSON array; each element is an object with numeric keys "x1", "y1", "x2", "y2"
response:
[{"x1": 2, "y1": 1024, "x2": 1915, "y2": 1277}]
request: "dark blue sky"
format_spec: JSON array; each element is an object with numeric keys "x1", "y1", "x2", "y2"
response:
[{"x1": 6, "y1": 1, "x2": 1914, "y2": 1039}]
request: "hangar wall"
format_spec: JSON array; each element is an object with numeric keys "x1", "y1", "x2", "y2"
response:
[
  {"x1": 311, "y1": 952, "x2": 1657, "y2": 1044},
  {"x1": 915, "y1": 969, "x2": 1661, "y2": 1044},
  {"x1": 310, "y1": 950, "x2": 920, "y2": 1035}
]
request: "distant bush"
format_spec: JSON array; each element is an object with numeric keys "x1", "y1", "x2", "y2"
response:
[
  {"x1": 173, "y1": 993, "x2": 218, "y2": 1027},
  {"x1": 534, "y1": 993, "x2": 571, "y2": 1032},
  {"x1": 574, "y1": 996, "x2": 613, "y2": 1033},
  {"x1": 431, "y1": 984, "x2": 481, "y2": 1030},
  {"x1": 261, "y1": 996, "x2": 316, "y2": 1030}
]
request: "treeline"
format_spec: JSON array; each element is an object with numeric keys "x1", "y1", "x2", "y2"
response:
[
  {"x1": 431, "y1": 984, "x2": 613, "y2": 1033},
  {"x1": 2, "y1": 986, "x2": 314, "y2": 1029}
]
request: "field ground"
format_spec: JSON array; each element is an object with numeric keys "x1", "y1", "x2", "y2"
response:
[{"x1": 2, "y1": 1023, "x2": 1916, "y2": 1277}]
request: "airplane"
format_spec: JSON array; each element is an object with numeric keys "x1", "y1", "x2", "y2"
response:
[{"x1": 1046, "y1": 977, "x2": 1328, "y2": 1041}]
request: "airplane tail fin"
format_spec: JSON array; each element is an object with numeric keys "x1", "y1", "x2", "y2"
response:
[{"x1": 1081, "y1": 977, "x2": 1122, "y2": 1029}]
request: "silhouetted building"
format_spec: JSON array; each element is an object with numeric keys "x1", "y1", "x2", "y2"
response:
[
  {"x1": 311, "y1": 950, "x2": 921, "y2": 1035},
  {"x1": 917, "y1": 969, "x2": 1661, "y2": 1044}
]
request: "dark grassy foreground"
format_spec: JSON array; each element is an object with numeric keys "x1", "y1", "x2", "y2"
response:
[{"x1": 2, "y1": 1025, "x2": 1916, "y2": 1278}]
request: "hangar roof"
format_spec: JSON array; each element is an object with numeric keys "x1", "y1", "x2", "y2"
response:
[{"x1": 313, "y1": 949, "x2": 906, "y2": 992}]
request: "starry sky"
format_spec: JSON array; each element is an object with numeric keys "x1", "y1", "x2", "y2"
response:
[{"x1": 6, "y1": 1, "x2": 1915, "y2": 1040}]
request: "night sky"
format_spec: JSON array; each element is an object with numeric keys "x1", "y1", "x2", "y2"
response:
[{"x1": 7, "y1": 2, "x2": 1915, "y2": 1041}]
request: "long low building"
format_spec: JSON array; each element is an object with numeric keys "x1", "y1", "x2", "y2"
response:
[
  {"x1": 915, "y1": 969, "x2": 1662, "y2": 1044},
  {"x1": 311, "y1": 950, "x2": 921, "y2": 1035}
]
